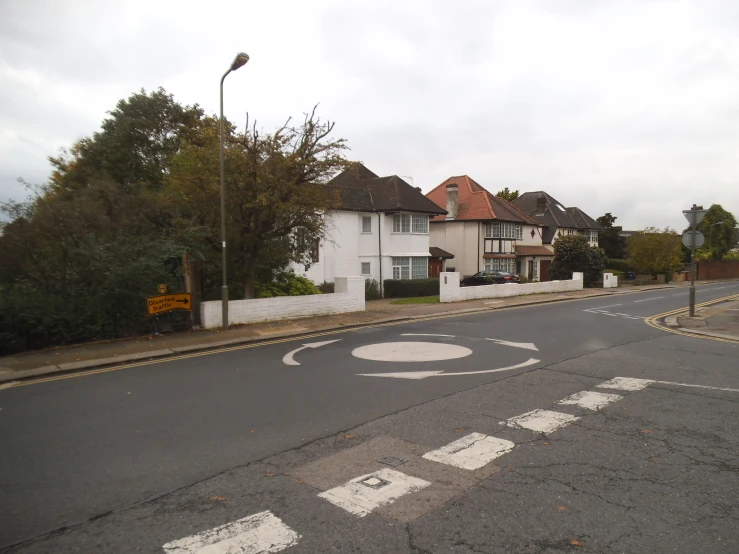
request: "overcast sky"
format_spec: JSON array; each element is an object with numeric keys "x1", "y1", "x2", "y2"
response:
[{"x1": 2, "y1": 0, "x2": 738, "y2": 230}]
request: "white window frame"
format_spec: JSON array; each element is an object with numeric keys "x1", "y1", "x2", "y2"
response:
[
  {"x1": 393, "y1": 213, "x2": 429, "y2": 234},
  {"x1": 361, "y1": 216, "x2": 372, "y2": 233},
  {"x1": 411, "y1": 214, "x2": 428, "y2": 234},
  {"x1": 485, "y1": 222, "x2": 522, "y2": 239},
  {"x1": 361, "y1": 262, "x2": 371, "y2": 275},
  {"x1": 483, "y1": 258, "x2": 516, "y2": 273},
  {"x1": 392, "y1": 257, "x2": 410, "y2": 279},
  {"x1": 411, "y1": 257, "x2": 428, "y2": 279}
]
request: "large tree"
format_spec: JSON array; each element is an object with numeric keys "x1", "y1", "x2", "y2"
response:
[
  {"x1": 495, "y1": 187, "x2": 520, "y2": 202},
  {"x1": 695, "y1": 204, "x2": 738, "y2": 261},
  {"x1": 548, "y1": 234, "x2": 607, "y2": 286},
  {"x1": 596, "y1": 212, "x2": 627, "y2": 259},
  {"x1": 166, "y1": 107, "x2": 350, "y2": 299},
  {"x1": 628, "y1": 227, "x2": 683, "y2": 275}
]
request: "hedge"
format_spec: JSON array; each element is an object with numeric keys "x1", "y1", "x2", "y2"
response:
[
  {"x1": 383, "y1": 278, "x2": 440, "y2": 298},
  {"x1": 606, "y1": 258, "x2": 634, "y2": 273}
]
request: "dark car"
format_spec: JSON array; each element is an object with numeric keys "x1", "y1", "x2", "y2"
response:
[{"x1": 460, "y1": 271, "x2": 520, "y2": 287}]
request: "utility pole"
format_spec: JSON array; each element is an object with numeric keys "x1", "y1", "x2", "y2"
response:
[{"x1": 682, "y1": 204, "x2": 706, "y2": 317}]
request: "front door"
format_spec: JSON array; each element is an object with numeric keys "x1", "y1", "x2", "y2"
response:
[
  {"x1": 429, "y1": 259, "x2": 442, "y2": 278},
  {"x1": 540, "y1": 259, "x2": 551, "y2": 282}
]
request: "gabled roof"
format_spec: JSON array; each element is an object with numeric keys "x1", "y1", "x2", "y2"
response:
[
  {"x1": 425, "y1": 176, "x2": 537, "y2": 224},
  {"x1": 329, "y1": 164, "x2": 446, "y2": 215},
  {"x1": 512, "y1": 192, "x2": 603, "y2": 244},
  {"x1": 565, "y1": 207, "x2": 604, "y2": 230}
]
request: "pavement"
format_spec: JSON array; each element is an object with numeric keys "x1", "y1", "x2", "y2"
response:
[
  {"x1": 2, "y1": 279, "x2": 739, "y2": 553},
  {"x1": 2, "y1": 280, "x2": 737, "y2": 385},
  {"x1": 671, "y1": 297, "x2": 739, "y2": 340}
]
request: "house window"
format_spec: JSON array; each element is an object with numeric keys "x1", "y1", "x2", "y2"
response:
[
  {"x1": 567, "y1": 229, "x2": 575, "y2": 235},
  {"x1": 484, "y1": 258, "x2": 516, "y2": 273},
  {"x1": 412, "y1": 257, "x2": 428, "y2": 279},
  {"x1": 361, "y1": 262, "x2": 371, "y2": 275},
  {"x1": 485, "y1": 222, "x2": 522, "y2": 239},
  {"x1": 392, "y1": 257, "x2": 427, "y2": 279},
  {"x1": 362, "y1": 216, "x2": 372, "y2": 233},
  {"x1": 393, "y1": 214, "x2": 428, "y2": 234},
  {"x1": 392, "y1": 257, "x2": 410, "y2": 279}
]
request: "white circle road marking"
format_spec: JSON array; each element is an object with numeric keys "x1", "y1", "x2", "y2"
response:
[{"x1": 351, "y1": 342, "x2": 473, "y2": 362}]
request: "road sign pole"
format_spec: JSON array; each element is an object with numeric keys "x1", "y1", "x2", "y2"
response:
[{"x1": 689, "y1": 208, "x2": 696, "y2": 317}]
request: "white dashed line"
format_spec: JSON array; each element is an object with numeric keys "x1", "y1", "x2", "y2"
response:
[
  {"x1": 596, "y1": 377, "x2": 654, "y2": 391},
  {"x1": 633, "y1": 296, "x2": 664, "y2": 303},
  {"x1": 557, "y1": 390, "x2": 623, "y2": 411},
  {"x1": 162, "y1": 511, "x2": 300, "y2": 554},
  {"x1": 422, "y1": 433, "x2": 515, "y2": 470},
  {"x1": 317, "y1": 468, "x2": 430, "y2": 517},
  {"x1": 507, "y1": 409, "x2": 579, "y2": 434}
]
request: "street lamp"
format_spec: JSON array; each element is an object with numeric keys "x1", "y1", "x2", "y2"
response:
[{"x1": 219, "y1": 52, "x2": 249, "y2": 329}]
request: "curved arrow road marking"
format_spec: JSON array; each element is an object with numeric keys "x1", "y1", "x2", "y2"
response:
[
  {"x1": 402, "y1": 333, "x2": 538, "y2": 352},
  {"x1": 358, "y1": 357, "x2": 541, "y2": 380},
  {"x1": 282, "y1": 340, "x2": 341, "y2": 366}
]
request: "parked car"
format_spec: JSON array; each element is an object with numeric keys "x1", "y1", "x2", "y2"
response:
[{"x1": 460, "y1": 271, "x2": 520, "y2": 286}]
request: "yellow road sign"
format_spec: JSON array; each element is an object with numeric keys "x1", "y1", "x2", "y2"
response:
[{"x1": 146, "y1": 293, "x2": 192, "y2": 316}]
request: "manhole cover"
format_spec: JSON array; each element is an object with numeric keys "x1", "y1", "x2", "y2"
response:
[
  {"x1": 360, "y1": 476, "x2": 390, "y2": 489},
  {"x1": 377, "y1": 456, "x2": 408, "y2": 467}
]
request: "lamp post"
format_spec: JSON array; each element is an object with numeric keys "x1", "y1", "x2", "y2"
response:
[
  {"x1": 707, "y1": 220, "x2": 724, "y2": 281},
  {"x1": 219, "y1": 52, "x2": 249, "y2": 330}
]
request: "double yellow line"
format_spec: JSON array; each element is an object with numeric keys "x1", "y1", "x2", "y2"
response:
[{"x1": 645, "y1": 293, "x2": 739, "y2": 344}]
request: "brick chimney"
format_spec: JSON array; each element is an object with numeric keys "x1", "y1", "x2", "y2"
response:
[
  {"x1": 535, "y1": 195, "x2": 546, "y2": 215},
  {"x1": 446, "y1": 184, "x2": 458, "y2": 220}
]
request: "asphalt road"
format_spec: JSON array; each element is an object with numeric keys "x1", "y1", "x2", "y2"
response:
[{"x1": 1, "y1": 281, "x2": 738, "y2": 553}]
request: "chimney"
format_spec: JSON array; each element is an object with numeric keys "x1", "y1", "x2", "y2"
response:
[
  {"x1": 446, "y1": 184, "x2": 458, "y2": 220},
  {"x1": 535, "y1": 195, "x2": 546, "y2": 215}
]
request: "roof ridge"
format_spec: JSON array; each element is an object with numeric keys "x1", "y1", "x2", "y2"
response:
[{"x1": 481, "y1": 189, "x2": 496, "y2": 219}]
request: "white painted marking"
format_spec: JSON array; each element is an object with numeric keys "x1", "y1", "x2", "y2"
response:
[
  {"x1": 611, "y1": 313, "x2": 644, "y2": 318},
  {"x1": 485, "y1": 338, "x2": 539, "y2": 351},
  {"x1": 507, "y1": 409, "x2": 579, "y2": 434},
  {"x1": 596, "y1": 377, "x2": 654, "y2": 391},
  {"x1": 317, "y1": 468, "x2": 430, "y2": 517},
  {"x1": 358, "y1": 358, "x2": 540, "y2": 379},
  {"x1": 557, "y1": 390, "x2": 623, "y2": 411},
  {"x1": 162, "y1": 510, "x2": 299, "y2": 554},
  {"x1": 352, "y1": 341, "x2": 472, "y2": 362},
  {"x1": 282, "y1": 340, "x2": 341, "y2": 366},
  {"x1": 592, "y1": 303, "x2": 623, "y2": 309},
  {"x1": 633, "y1": 296, "x2": 664, "y2": 303},
  {"x1": 401, "y1": 333, "x2": 456, "y2": 338},
  {"x1": 422, "y1": 432, "x2": 515, "y2": 470},
  {"x1": 653, "y1": 381, "x2": 739, "y2": 393}
]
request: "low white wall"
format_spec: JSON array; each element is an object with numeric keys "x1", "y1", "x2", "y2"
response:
[
  {"x1": 440, "y1": 272, "x2": 583, "y2": 303},
  {"x1": 200, "y1": 276, "x2": 365, "y2": 329},
  {"x1": 603, "y1": 273, "x2": 618, "y2": 288}
]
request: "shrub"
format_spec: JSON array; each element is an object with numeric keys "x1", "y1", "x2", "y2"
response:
[
  {"x1": 603, "y1": 269, "x2": 624, "y2": 278},
  {"x1": 606, "y1": 258, "x2": 634, "y2": 273},
  {"x1": 255, "y1": 271, "x2": 321, "y2": 298},
  {"x1": 517, "y1": 274, "x2": 529, "y2": 284},
  {"x1": 317, "y1": 281, "x2": 335, "y2": 294},
  {"x1": 548, "y1": 235, "x2": 607, "y2": 286},
  {"x1": 383, "y1": 278, "x2": 440, "y2": 298},
  {"x1": 364, "y1": 279, "x2": 381, "y2": 300}
]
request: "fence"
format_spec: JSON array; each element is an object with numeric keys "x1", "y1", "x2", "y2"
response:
[
  {"x1": 200, "y1": 276, "x2": 365, "y2": 329},
  {"x1": 440, "y1": 272, "x2": 583, "y2": 303},
  {"x1": 697, "y1": 260, "x2": 739, "y2": 280}
]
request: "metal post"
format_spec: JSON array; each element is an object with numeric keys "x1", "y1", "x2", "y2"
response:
[
  {"x1": 220, "y1": 69, "x2": 231, "y2": 330},
  {"x1": 689, "y1": 207, "x2": 696, "y2": 317}
]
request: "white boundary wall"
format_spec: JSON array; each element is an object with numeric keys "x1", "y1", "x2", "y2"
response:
[
  {"x1": 603, "y1": 273, "x2": 618, "y2": 288},
  {"x1": 200, "y1": 276, "x2": 365, "y2": 329},
  {"x1": 440, "y1": 272, "x2": 583, "y2": 303}
]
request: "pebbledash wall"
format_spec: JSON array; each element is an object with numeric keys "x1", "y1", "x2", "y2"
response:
[
  {"x1": 440, "y1": 272, "x2": 583, "y2": 302},
  {"x1": 200, "y1": 276, "x2": 365, "y2": 329}
]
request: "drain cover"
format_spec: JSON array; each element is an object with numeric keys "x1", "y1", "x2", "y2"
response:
[
  {"x1": 360, "y1": 476, "x2": 390, "y2": 489},
  {"x1": 377, "y1": 456, "x2": 408, "y2": 467}
]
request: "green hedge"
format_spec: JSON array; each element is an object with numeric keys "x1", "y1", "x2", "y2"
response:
[
  {"x1": 383, "y1": 278, "x2": 439, "y2": 298},
  {"x1": 607, "y1": 258, "x2": 634, "y2": 273}
]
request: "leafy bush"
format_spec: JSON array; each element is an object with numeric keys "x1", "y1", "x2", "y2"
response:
[
  {"x1": 548, "y1": 235, "x2": 607, "y2": 286},
  {"x1": 317, "y1": 281, "x2": 335, "y2": 294},
  {"x1": 365, "y1": 278, "x2": 381, "y2": 300},
  {"x1": 255, "y1": 271, "x2": 321, "y2": 298},
  {"x1": 383, "y1": 278, "x2": 440, "y2": 298},
  {"x1": 606, "y1": 258, "x2": 633, "y2": 273},
  {"x1": 517, "y1": 274, "x2": 529, "y2": 284},
  {"x1": 603, "y1": 269, "x2": 624, "y2": 278}
]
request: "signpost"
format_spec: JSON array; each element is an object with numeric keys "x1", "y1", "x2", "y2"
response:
[
  {"x1": 682, "y1": 205, "x2": 707, "y2": 317},
  {"x1": 146, "y1": 293, "x2": 192, "y2": 316}
]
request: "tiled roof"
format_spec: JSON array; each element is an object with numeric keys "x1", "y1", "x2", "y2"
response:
[
  {"x1": 425, "y1": 176, "x2": 537, "y2": 224},
  {"x1": 515, "y1": 245, "x2": 554, "y2": 256},
  {"x1": 330, "y1": 164, "x2": 446, "y2": 215},
  {"x1": 565, "y1": 207, "x2": 604, "y2": 230},
  {"x1": 512, "y1": 191, "x2": 603, "y2": 243}
]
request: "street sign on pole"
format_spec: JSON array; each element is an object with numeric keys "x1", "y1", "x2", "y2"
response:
[
  {"x1": 683, "y1": 208, "x2": 707, "y2": 227},
  {"x1": 682, "y1": 230, "x2": 704, "y2": 248},
  {"x1": 146, "y1": 293, "x2": 192, "y2": 316}
]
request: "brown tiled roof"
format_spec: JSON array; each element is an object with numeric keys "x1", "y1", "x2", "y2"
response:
[
  {"x1": 426, "y1": 176, "x2": 536, "y2": 224},
  {"x1": 515, "y1": 245, "x2": 554, "y2": 256},
  {"x1": 329, "y1": 164, "x2": 446, "y2": 215},
  {"x1": 429, "y1": 246, "x2": 454, "y2": 259}
]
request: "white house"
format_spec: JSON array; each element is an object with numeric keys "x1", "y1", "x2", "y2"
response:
[
  {"x1": 291, "y1": 164, "x2": 446, "y2": 294},
  {"x1": 425, "y1": 176, "x2": 553, "y2": 281},
  {"x1": 513, "y1": 192, "x2": 603, "y2": 250}
]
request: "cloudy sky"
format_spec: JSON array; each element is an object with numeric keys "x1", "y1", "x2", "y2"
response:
[{"x1": 2, "y1": 0, "x2": 738, "y2": 230}]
